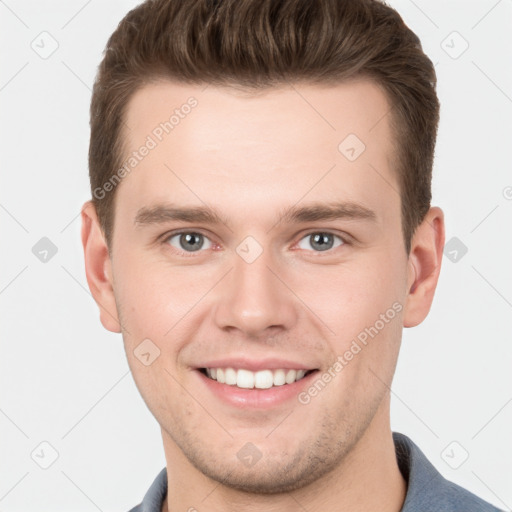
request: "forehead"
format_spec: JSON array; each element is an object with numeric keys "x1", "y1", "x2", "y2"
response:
[
  {"x1": 116, "y1": 78, "x2": 397, "y2": 227},
  {"x1": 123, "y1": 78, "x2": 393, "y2": 153}
]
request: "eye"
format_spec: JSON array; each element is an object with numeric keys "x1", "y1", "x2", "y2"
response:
[
  {"x1": 296, "y1": 232, "x2": 345, "y2": 252},
  {"x1": 165, "y1": 231, "x2": 213, "y2": 254}
]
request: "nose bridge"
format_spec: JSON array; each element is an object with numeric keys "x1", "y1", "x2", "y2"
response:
[{"x1": 213, "y1": 237, "x2": 297, "y2": 335}]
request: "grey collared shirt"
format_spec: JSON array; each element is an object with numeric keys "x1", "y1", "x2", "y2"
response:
[{"x1": 128, "y1": 432, "x2": 503, "y2": 512}]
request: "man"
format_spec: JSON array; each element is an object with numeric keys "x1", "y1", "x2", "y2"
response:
[{"x1": 81, "y1": 0, "x2": 502, "y2": 511}]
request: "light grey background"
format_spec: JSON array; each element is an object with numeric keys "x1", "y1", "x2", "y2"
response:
[{"x1": 1, "y1": 0, "x2": 511, "y2": 510}]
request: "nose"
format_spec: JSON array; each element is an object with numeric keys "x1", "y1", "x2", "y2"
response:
[{"x1": 212, "y1": 244, "x2": 298, "y2": 338}]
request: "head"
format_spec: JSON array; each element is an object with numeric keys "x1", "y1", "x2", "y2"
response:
[{"x1": 82, "y1": 0, "x2": 444, "y2": 495}]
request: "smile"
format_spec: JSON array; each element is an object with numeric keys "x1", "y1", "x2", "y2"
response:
[{"x1": 200, "y1": 367, "x2": 315, "y2": 389}]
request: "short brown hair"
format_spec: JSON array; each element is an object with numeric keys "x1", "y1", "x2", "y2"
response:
[{"x1": 89, "y1": 0, "x2": 439, "y2": 253}]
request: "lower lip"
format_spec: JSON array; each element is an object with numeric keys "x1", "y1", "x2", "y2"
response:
[{"x1": 196, "y1": 369, "x2": 319, "y2": 409}]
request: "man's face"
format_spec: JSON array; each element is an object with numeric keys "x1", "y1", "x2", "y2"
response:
[{"x1": 101, "y1": 79, "x2": 413, "y2": 492}]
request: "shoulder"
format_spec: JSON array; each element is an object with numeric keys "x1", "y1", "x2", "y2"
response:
[
  {"x1": 393, "y1": 432, "x2": 504, "y2": 512},
  {"x1": 126, "y1": 467, "x2": 167, "y2": 512}
]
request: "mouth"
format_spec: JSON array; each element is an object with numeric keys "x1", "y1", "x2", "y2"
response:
[{"x1": 198, "y1": 367, "x2": 318, "y2": 390}]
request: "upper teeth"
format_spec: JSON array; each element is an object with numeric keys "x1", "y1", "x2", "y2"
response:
[{"x1": 205, "y1": 368, "x2": 308, "y2": 389}]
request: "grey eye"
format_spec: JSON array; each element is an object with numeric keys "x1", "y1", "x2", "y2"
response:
[
  {"x1": 167, "y1": 232, "x2": 213, "y2": 252},
  {"x1": 297, "y1": 232, "x2": 344, "y2": 252}
]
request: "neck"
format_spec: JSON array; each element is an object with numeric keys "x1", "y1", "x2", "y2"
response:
[{"x1": 161, "y1": 397, "x2": 406, "y2": 512}]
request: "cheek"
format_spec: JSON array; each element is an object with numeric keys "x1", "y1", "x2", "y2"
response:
[
  {"x1": 307, "y1": 257, "x2": 404, "y2": 330},
  {"x1": 301, "y1": 255, "x2": 406, "y2": 381},
  {"x1": 113, "y1": 252, "x2": 214, "y2": 341}
]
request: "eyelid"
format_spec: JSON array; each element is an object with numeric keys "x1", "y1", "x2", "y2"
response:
[
  {"x1": 292, "y1": 230, "x2": 349, "y2": 253},
  {"x1": 160, "y1": 228, "x2": 351, "y2": 256},
  {"x1": 160, "y1": 227, "x2": 215, "y2": 242},
  {"x1": 161, "y1": 229, "x2": 217, "y2": 256}
]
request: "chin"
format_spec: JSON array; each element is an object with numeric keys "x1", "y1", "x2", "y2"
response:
[{"x1": 182, "y1": 437, "x2": 349, "y2": 495}]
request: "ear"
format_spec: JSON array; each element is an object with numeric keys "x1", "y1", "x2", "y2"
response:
[
  {"x1": 81, "y1": 201, "x2": 122, "y2": 333},
  {"x1": 403, "y1": 207, "x2": 445, "y2": 328}
]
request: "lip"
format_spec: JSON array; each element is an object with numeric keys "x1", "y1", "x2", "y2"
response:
[
  {"x1": 194, "y1": 357, "x2": 317, "y2": 372},
  {"x1": 195, "y1": 367, "x2": 320, "y2": 409}
]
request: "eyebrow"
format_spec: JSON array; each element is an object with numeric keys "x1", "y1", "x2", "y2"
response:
[{"x1": 133, "y1": 201, "x2": 377, "y2": 229}]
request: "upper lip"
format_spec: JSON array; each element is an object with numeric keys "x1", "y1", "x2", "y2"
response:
[{"x1": 195, "y1": 357, "x2": 319, "y2": 372}]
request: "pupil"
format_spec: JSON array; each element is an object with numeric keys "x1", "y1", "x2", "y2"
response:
[
  {"x1": 181, "y1": 233, "x2": 203, "y2": 251},
  {"x1": 312, "y1": 233, "x2": 333, "y2": 251}
]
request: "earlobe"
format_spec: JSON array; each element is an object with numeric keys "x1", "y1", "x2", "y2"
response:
[
  {"x1": 81, "y1": 201, "x2": 122, "y2": 333},
  {"x1": 403, "y1": 207, "x2": 445, "y2": 328}
]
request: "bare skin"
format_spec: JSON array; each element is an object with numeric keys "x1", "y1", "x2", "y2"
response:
[{"x1": 82, "y1": 78, "x2": 444, "y2": 512}]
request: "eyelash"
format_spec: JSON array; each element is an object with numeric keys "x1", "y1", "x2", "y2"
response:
[{"x1": 160, "y1": 229, "x2": 349, "y2": 257}]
